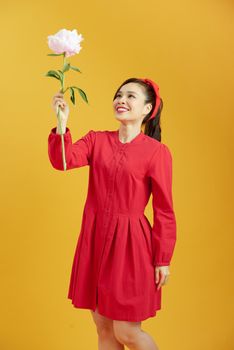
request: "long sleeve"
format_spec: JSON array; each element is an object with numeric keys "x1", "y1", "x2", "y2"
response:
[
  {"x1": 147, "y1": 143, "x2": 177, "y2": 267},
  {"x1": 48, "y1": 127, "x2": 96, "y2": 170}
]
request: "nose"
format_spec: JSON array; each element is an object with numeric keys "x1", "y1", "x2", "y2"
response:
[{"x1": 117, "y1": 96, "x2": 127, "y2": 104}]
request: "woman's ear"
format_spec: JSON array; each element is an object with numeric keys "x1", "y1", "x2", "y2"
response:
[
  {"x1": 142, "y1": 103, "x2": 152, "y2": 118},
  {"x1": 145, "y1": 103, "x2": 153, "y2": 115}
]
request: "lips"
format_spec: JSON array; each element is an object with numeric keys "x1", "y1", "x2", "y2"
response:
[{"x1": 116, "y1": 106, "x2": 129, "y2": 112}]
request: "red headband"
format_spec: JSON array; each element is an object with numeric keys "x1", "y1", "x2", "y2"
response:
[{"x1": 141, "y1": 78, "x2": 161, "y2": 120}]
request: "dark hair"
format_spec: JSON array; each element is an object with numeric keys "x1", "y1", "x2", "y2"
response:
[{"x1": 113, "y1": 77, "x2": 163, "y2": 142}]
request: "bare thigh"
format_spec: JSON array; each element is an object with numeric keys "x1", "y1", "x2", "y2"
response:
[
  {"x1": 90, "y1": 306, "x2": 114, "y2": 336},
  {"x1": 113, "y1": 320, "x2": 142, "y2": 345}
]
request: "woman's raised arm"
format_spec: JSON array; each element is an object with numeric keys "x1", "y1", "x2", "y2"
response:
[
  {"x1": 48, "y1": 127, "x2": 96, "y2": 171},
  {"x1": 48, "y1": 91, "x2": 96, "y2": 170}
]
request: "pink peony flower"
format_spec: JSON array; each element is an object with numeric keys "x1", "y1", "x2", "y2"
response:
[{"x1": 47, "y1": 28, "x2": 84, "y2": 58}]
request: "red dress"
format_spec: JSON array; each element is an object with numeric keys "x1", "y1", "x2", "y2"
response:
[{"x1": 48, "y1": 127, "x2": 177, "y2": 322}]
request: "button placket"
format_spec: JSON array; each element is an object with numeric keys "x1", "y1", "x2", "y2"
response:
[
  {"x1": 96, "y1": 143, "x2": 128, "y2": 297},
  {"x1": 104, "y1": 146, "x2": 126, "y2": 215}
]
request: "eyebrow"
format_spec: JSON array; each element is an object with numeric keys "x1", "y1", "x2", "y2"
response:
[{"x1": 117, "y1": 91, "x2": 139, "y2": 95}]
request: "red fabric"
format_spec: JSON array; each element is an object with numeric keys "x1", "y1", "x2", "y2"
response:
[{"x1": 48, "y1": 127, "x2": 177, "y2": 321}]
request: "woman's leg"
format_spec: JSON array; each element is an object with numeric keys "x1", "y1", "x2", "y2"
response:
[
  {"x1": 113, "y1": 320, "x2": 159, "y2": 350},
  {"x1": 90, "y1": 307, "x2": 125, "y2": 350}
]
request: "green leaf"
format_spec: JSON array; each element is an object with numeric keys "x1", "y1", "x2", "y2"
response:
[
  {"x1": 62, "y1": 62, "x2": 70, "y2": 73},
  {"x1": 71, "y1": 86, "x2": 89, "y2": 104},
  {"x1": 44, "y1": 70, "x2": 61, "y2": 80},
  {"x1": 47, "y1": 53, "x2": 64, "y2": 56},
  {"x1": 70, "y1": 65, "x2": 82, "y2": 73},
  {"x1": 69, "y1": 87, "x2": 75, "y2": 105},
  {"x1": 44, "y1": 70, "x2": 63, "y2": 85}
]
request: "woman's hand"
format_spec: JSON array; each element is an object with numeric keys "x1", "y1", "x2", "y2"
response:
[
  {"x1": 51, "y1": 91, "x2": 70, "y2": 124},
  {"x1": 155, "y1": 266, "x2": 170, "y2": 290}
]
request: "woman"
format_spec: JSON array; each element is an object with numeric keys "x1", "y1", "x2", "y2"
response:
[{"x1": 48, "y1": 77, "x2": 177, "y2": 350}]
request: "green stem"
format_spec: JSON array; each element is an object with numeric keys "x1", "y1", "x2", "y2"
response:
[
  {"x1": 62, "y1": 53, "x2": 66, "y2": 90},
  {"x1": 57, "y1": 107, "x2": 67, "y2": 171},
  {"x1": 62, "y1": 87, "x2": 69, "y2": 94},
  {"x1": 58, "y1": 51, "x2": 67, "y2": 171},
  {"x1": 59, "y1": 52, "x2": 66, "y2": 93}
]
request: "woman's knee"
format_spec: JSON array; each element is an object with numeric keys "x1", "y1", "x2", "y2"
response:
[
  {"x1": 113, "y1": 320, "x2": 142, "y2": 346},
  {"x1": 90, "y1": 308, "x2": 113, "y2": 337}
]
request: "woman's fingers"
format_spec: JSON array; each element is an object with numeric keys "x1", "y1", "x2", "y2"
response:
[
  {"x1": 54, "y1": 99, "x2": 66, "y2": 107},
  {"x1": 52, "y1": 97, "x2": 66, "y2": 109},
  {"x1": 156, "y1": 270, "x2": 164, "y2": 290},
  {"x1": 51, "y1": 92, "x2": 69, "y2": 120},
  {"x1": 155, "y1": 267, "x2": 170, "y2": 290},
  {"x1": 52, "y1": 92, "x2": 64, "y2": 103},
  {"x1": 155, "y1": 268, "x2": 160, "y2": 284},
  {"x1": 53, "y1": 96, "x2": 65, "y2": 103}
]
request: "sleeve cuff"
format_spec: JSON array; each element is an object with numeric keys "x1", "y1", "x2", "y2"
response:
[
  {"x1": 51, "y1": 126, "x2": 70, "y2": 135},
  {"x1": 154, "y1": 262, "x2": 171, "y2": 267}
]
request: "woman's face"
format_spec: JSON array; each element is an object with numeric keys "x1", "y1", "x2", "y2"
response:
[{"x1": 113, "y1": 82, "x2": 152, "y2": 123}]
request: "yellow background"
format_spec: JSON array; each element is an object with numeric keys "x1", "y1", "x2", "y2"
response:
[{"x1": 1, "y1": 0, "x2": 233, "y2": 349}]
